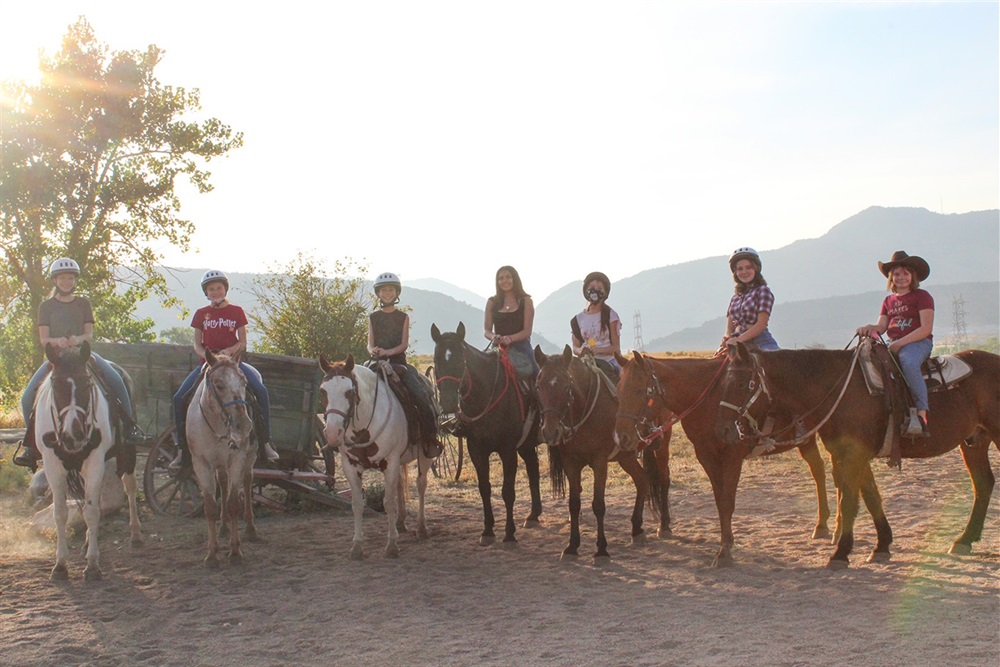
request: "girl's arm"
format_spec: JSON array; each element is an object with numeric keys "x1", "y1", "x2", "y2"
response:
[
  {"x1": 572, "y1": 332, "x2": 586, "y2": 356},
  {"x1": 728, "y1": 311, "x2": 770, "y2": 346},
  {"x1": 888, "y1": 309, "x2": 934, "y2": 353},
  {"x1": 483, "y1": 298, "x2": 498, "y2": 343},
  {"x1": 222, "y1": 326, "x2": 247, "y2": 358},
  {"x1": 856, "y1": 315, "x2": 889, "y2": 338},
  {"x1": 193, "y1": 328, "x2": 206, "y2": 359}
]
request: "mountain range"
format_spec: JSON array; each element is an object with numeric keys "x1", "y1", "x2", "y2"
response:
[{"x1": 137, "y1": 207, "x2": 998, "y2": 354}]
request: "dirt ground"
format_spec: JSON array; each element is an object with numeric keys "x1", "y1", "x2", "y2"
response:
[{"x1": 0, "y1": 436, "x2": 997, "y2": 667}]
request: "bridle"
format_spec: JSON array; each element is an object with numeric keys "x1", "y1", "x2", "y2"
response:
[
  {"x1": 718, "y1": 353, "x2": 772, "y2": 442},
  {"x1": 322, "y1": 363, "x2": 395, "y2": 447},
  {"x1": 539, "y1": 362, "x2": 602, "y2": 444},
  {"x1": 46, "y1": 371, "x2": 100, "y2": 453},
  {"x1": 435, "y1": 342, "x2": 517, "y2": 423},
  {"x1": 202, "y1": 362, "x2": 251, "y2": 450}
]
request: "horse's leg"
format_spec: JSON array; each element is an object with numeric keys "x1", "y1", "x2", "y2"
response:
[
  {"x1": 470, "y1": 446, "x2": 496, "y2": 546},
  {"x1": 618, "y1": 453, "x2": 648, "y2": 545},
  {"x1": 951, "y1": 434, "x2": 996, "y2": 554},
  {"x1": 193, "y1": 459, "x2": 221, "y2": 566},
  {"x1": 827, "y1": 453, "x2": 866, "y2": 569},
  {"x1": 342, "y1": 457, "x2": 366, "y2": 560},
  {"x1": 858, "y1": 461, "x2": 893, "y2": 563},
  {"x1": 415, "y1": 457, "x2": 430, "y2": 540},
  {"x1": 81, "y1": 457, "x2": 105, "y2": 581},
  {"x1": 395, "y1": 463, "x2": 408, "y2": 534},
  {"x1": 243, "y1": 455, "x2": 258, "y2": 542},
  {"x1": 383, "y1": 459, "x2": 401, "y2": 558},
  {"x1": 519, "y1": 443, "x2": 543, "y2": 525},
  {"x1": 652, "y1": 442, "x2": 672, "y2": 537},
  {"x1": 226, "y1": 471, "x2": 244, "y2": 564},
  {"x1": 702, "y1": 448, "x2": 742, "y2": 568},
  {"x1": 121, "y1": 471, "x2": 144, "y2": 547},
  {"x1": 592, "y1": 459, "x2": 610, "y2": 562},
  {"x1": 796, "y1": 436, "x2": 832, "y2": 540},
  {"x1": 561, "y1": 463, "x2": 583, "y2": 560},
  {"x1": 47, "y1": 462, "x2": 71, "y2": 580},
  {"x1": 499, "y1": 450, "x2": 519, "y2": 546}
]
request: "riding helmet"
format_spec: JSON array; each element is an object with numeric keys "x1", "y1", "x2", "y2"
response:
[
  {"x1": 49, "y1": 258, "x2": 81, "y2": 279},
  {"x1": 201, "y1": 269, "x2": 230, "y2": 294},
  {"x1": 582, "y1": 271, "x2": 611, "y2": 300},
  {"x1": 728, "y1": 247, "x2": 761, "y2": 273},
  {"x1": 373, "y1": 272, "x2": 402, "y2": 296}
]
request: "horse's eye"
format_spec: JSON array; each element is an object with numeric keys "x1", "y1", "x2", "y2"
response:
[{"x1": 319, "y1": 388, "x2": 327, "y2": 404}]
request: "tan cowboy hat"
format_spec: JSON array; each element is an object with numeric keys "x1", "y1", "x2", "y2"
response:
[{"x1": 878, "y1": 250, "x2": 930, "y2": 281}]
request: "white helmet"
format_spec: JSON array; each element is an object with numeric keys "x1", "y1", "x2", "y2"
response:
[
  {"x1": 49, "y1": 258, "x2": 81, "y2": 279},
  {"x1": 373, "y1": 272, "x2": 402, "y2": 296},
  {"x1": 728, "y1": 247, "x2": 761, "y2": 272},
  {"x1": 201, "y1": 269, "x2": 230, "y2": 294}
]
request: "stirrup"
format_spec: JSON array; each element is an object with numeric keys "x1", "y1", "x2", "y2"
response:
[
  {"x1": 901, "y1": 408, "x2": 924, "y2": 438},
  {"x1": 261, "y1": 441, "x2": 280, "y2": 462}
]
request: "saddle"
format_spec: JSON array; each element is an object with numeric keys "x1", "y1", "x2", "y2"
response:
[{"x1": 367, "y1": 361, "x2": 424, "y2": 449}]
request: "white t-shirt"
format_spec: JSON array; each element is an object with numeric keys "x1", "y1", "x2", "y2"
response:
[{"x1": 573, "y1": 307, "x2": 622, "y2": 362}]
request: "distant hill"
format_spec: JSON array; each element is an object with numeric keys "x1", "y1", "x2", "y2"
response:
[
  {"x1": 533, "y1": 207, "x2": 999, "y2": 347},
  {"x1": 407, "y1": 278, "x2": 485, "y2": 307},
  {"x1": 647, "y1": 281, "x2": 999, "y2": 352}
]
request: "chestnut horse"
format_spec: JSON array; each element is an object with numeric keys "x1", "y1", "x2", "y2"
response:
[
  {"x1": 431, "y1": 323, "x2": 544, "y2": 547},
  {"x1": 717, "y1": 343, "x2": 999, "y2": 568},
  {"x1": 534, "y1": 346, "x2": 671, "y2": 561},
  {"x1": 613, "y1": 352, "x2": 835, "y2": 567}
]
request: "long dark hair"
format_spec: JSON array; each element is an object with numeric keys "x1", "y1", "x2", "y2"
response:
[{"x1": 492, "y1": 265, "x2": 530, "y2": 312}]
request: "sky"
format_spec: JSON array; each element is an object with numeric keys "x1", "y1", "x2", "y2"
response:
[{"x1": 2, "y1": 1, "x2": 997, "y2": 302}]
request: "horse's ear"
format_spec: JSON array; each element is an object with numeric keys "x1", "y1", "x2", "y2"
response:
[
  {"x1": 613, "y1": 351, "x2": 629, "y2": 368},
  {"x1": 319, "y1": 354, "x2": 332, "y2": 374},
  {"x1": 45, "y1": 343, "x2": 60, "y2": 365},
  {"x1": 79, "y1": 340, "x2": 91, "y2": 361},
  {"x1": 534, "y1": 345, "x2": 547, "y2": 367},
  {"x1": 205, "y1": 349, "x2": 218, "y2": 366},
  {"x1": 632, "y1": 350, "x2": 646, "y2": 369},
  {"x1": 456, "y1": 322, "x2": 466, "y2": 341},
  {"x1": 734, "y1": 342, "x2": 752, "y2": 362},
  {"x1": 345, "y1": 354, "x2": 355, "y2": 372},
  {"x1": 562, "y1": 345, "x2": 573, "y2": 365},
  {"x1": 431, "y1": 323, "x2": 441, "y2": 343}
]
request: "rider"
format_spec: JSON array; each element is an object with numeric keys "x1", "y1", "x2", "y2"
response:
[
  {"x1": 719, "y1": 247, "x2": 779, "y2": 353},
  {"x1": 856, "y1": 250, "x2": 934, "y2": 438},
  {"x1": 169, "y1": 270, "x2": 279, "y2": 470},
  {"x1": 483, "y1": 265, "x2": 539, "y2": 381},
  {"x1": 570, "y1": 271, "x2": 623, "y2": 381},
  {"x1": 14, "y1": 258, "x2": 145, "y2": 470},
  {"x1": 367, "y1": 272, "x2": 443, "y2": 458}
]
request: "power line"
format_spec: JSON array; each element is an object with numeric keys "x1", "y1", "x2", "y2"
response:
[{"x1": 633, "y1": 310, "x2": 644, "y2": 352}]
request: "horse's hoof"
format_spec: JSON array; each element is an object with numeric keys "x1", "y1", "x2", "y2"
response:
[
  {"x1": 657, "y1": 527, "x2": 673, "y2": 539},
  {"x1": 204, "y1": 556, "x2": 221, "y2": 568},
  {"x1": 522, "y1": 518, "x2": 540, "y2": 529},
  {"x1": 826, "y1": 558, "x2": 850, "y2": 570},
  {"x1": 131, "y1": 537, "x2": 145, "y2": 548},
  {"x1": 84, "y1": 566, "x2": 103, "y2": 582},
  {"x1": 812, "y1": 526, "x2": 832, "y2": 540},
  {"x1": 949, "y1": 542, "x2": 972, "y2": 556},
  {"x1": 50, "y1": 565, "x2": 69, "y2": 581},
  {"x1": 500, "y1": 539, "x2": 518, "y2": 550},
  {"x1": 229, "y1": 553, "x2": 245, "y2": 566},
  {"x1": 479, "y1": 535, "x2": 496, "y2": 547},
  {"x1": 631, "y1": 532, "x2": 647, "y2": 546},
  {"x1": 245, "y1": 529, "x2": 260, "y2": 543},
  {"x1": 350, "y1": 543, "x2": 365, "y2": 561},
  {"x1": 416, "y1": 526, "x2": 429, "y2": 540},
  {"x1": 560, "y1": 551, "x2": 579, "y2": 562},
  {"x1": 385, "y1": 544, "x2": 400, "y2": 559},
  {"x1": 867, "y1": 550, "x2": 891, "y2": 563},
  {"x1": 711, "y1": 554, "x2": 734, "y2": 568},
  {"x1": 396, "y1": 523, "x2": 408, "y2": 534},
  {"x1": 594, "y1": 554, "x2": 611, "y2": 565}
]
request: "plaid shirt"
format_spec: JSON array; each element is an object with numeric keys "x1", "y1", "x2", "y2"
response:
[{"x1": 727, "y1": 285, "x2": 775, "y2": 333}]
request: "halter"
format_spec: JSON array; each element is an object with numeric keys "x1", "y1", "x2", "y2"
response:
[
  {"x1": 539, "y1": 361, "x2": 602, "y2": 445},
  {"x1": 435, "y1": 344, "x2": 522, "y2": 423},
  {"x1": 323, "y1": 363, "x2": 393, "y2": 448},
  {"x1": 202, "y1": 362, "x2": 251, "y2": 450},
  {"x1": 46, "y1": 374, "x2": 100, "y2": 453},
  {"x1": 718, "y1": 353, "x2": 772, "y2": 442}
]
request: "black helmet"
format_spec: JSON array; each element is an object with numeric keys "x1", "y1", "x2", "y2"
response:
[{"x1": 583, "y1": 271, "x2": 611, "y2": 299}]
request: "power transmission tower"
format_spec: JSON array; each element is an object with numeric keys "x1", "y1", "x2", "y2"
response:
[
  {"x1": 952, "y1": 293, "x2": 968, "y2": 350},
  {"x1": 633, "y1": 310, "x2": 644, "y2": 352}
]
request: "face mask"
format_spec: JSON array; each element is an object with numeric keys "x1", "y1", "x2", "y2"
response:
[{"x1": 586, "y1": 288, "x2": 605, "y2": 304}]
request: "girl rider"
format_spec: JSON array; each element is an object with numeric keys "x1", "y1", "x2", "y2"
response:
[
  {"x1": 570, "y1": 271, "x2": 623, "y2": 380},
  {"x1": 169, "y1": 270, "x2": 279, "y2": 470},
  {"x1": 720, "y1": 247, "x2": 779, "y2": 353},
  {"x1": 368, "y1": 272, "x2": 443, "y2": 458},
  {"x1": 483, "y1": 265, "x2": 539, "y2": 381},
  {"x1": 14, "y1": 258, "x2": 145, "y2": 469}
]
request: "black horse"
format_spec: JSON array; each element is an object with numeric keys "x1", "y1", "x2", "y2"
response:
[{"x1": 431, "y1": 323, "x2": 544, "y2": 546}]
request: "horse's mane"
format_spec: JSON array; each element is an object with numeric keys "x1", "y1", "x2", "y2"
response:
[{"x1": 351, "y1": 363, "x2": 379, "y2": 399}]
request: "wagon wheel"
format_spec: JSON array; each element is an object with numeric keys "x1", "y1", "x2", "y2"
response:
[
  {"x1": 143, "y1": 426, "x2": 203, "y2": 517},
  {"x1": 425, "y1": 365, "x2": 464, "y2": 481},
  {"x1": 250, "y1": 419, "x2": 341, "y2": 512}
]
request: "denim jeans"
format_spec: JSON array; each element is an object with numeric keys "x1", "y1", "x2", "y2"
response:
[
  {"x1": 896, "y1": 338, "x2": 933, "y2": 412},
  {"x1": 173, "y1": 362, "x2": 271, "y2": 446},
  {"x1": 748, "y1": 329, "x2": 779, "y2": 351}
]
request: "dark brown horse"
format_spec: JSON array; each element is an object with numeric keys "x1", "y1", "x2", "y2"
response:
[
  {"x1": 613, "y1": 351, "x2": 835, "y2": 567},
  {"x1": 534, "y1": 346, "x2": 671, "y2": 561},
  {"x1": 717, "y1": 343, "x2": 999, "y2": 568}
]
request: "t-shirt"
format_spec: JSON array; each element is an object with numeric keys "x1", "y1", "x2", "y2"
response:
[
  {"x1": 37, "y1": 296, "x2": 94, "y2": 339},
  {"x1": 727, "y1": 285, "x2": 775, "y2": 333},
  {"x1": 572, "y1": 307, "x2": 621, "y2": 362},
  {"x1": 369, "y1": 309, "x2": 408, "y2": 364},
  {"x1": 191, "y1": 303, "x2": 248, "y2": 352},
  {"x1": 491, "y1": 299, "x2": 527, "y2": 337},
  {"x1": 881, "y1": 289, "x2": 934, "y2": 342}
]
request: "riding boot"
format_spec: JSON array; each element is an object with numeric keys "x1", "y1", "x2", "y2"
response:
[
  {"x1": 122, "y1": 416, "x2": 148, "y2": 446},
  {"x1": 259, "y1": 440, "x2": 280, "y2": 463},
  {"x1": 168, "y1": 425, "x2": 191, "y2": 472},
  {"x1": 12, "y1": 413, "x2": 40, "y2": 470},
  {"x1": 902, "y1": 408, "x2": 924, "y2": 438}
]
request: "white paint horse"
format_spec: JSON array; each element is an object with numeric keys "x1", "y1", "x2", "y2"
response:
[
  {"x1": 35, "y1": 342, "x2": 142, "y2": 581},
  {"x1": 319, "y1": 354, "x2": 432, "y2": 560},
  {"x1": 186, "y1": 350, "x2": 257, "y2": 565}
]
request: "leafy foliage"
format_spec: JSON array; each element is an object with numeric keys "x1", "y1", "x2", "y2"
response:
[
  {"x1": 250, "y1": 254, "x2": 371, "y2": 361},
  {"x1": 158, "y1": 325, "x2": 195, "y2": 345},
  {"x1": 0, "y1": 18, "x2": 242, "y2": 386}
]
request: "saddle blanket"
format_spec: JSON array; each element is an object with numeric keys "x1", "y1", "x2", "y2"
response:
[{"x1": 860, "y1": 351, "x2": 972, "y2": 396}]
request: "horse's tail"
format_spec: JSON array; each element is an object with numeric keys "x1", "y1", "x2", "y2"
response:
[
  {"x1": 401, "y1": 461, "x2": 411, "y2": 502},
  {"x1": 67, "y1": 469, "x2": 85, "y2": 501},
  {"x1": 547, "y1": 444, "x2": 565, "y2": 498},
  {"x1": 641, "y1": 447, "x2": 662, "y2": 521}
]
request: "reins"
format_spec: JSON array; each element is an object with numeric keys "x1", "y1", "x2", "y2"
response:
[
  {"x1": 541, "y1": 361, "x2": 603, "y2": 443},
  {"x1": 436, "y1": 344, "x2": 522, "y2": 423},
  {"x1": 201, "y1": 362, "x2": 251, "y2": 449}
]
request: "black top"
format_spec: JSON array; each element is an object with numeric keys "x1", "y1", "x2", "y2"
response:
[
  {"x1": 492, "y1": 299, "x2": 525, "y2": 337},
  {"x1": 369, "y1": 309, "x2": 407, "y2": 364},
  {"x1": 38, "y1": 296, "x2": 94, "y2": 339}
]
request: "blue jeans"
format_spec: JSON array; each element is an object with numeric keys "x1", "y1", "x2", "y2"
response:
[
  {"x1": 22, "y1": 352, "x2": 134, "y2": 421},
  {"x1": 748, "y1": 329, "x2": 779, "y2": 351},
  {"x1": 507, "y1": 339, "x2": 540, "y2": 381},
  {"x1": 172, "y1": 362, "x2": 271, "y2": 447},
  {"x1": 896, "y1": 338, "x2": 933, "y2": 412}
]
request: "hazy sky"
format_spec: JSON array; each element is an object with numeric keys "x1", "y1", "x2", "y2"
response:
[{"x1": 2, "y1": 1, "x2": 997, "y2": 301}]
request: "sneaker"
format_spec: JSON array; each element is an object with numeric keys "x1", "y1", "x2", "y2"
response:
[
  {"x1": 168, "y1": 448, "x2": 190, "y2": 472},
  {"x1": 261, "y1": 441, "x2": 280, "y2": 462},
  {"x1": 124, "y1": 423, "x2": 147, "y2": 446},
  {"x1": 902, "y1": 409, "x2": 924, "y2": 438}
]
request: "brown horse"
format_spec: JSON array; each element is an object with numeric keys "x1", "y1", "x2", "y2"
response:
[
  {"x1": 717, "y1": 343, "x2": 999, "y2": 568},
  {"x1": 613, "y1": 351, "x2": 835, "y2": 567},
  {"x1": 534, "y1": 346, "x2": 671, "y2": 561}
]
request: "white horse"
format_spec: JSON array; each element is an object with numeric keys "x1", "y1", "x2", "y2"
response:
[
  {"x1": 319, "y1": 354, "x2": 433, "y2": 560},
  {"x1": 35, "y1": 342, "x2": 142, "y2": 581},
  {"x1": 186, "y1": 350, "x2": 257, "y2": 566}
]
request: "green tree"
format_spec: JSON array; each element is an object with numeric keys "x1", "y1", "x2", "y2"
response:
[
  {"x1": 159, "y1": 325, "x2": 194, "y2": 345},
  {"x1": 250, "y1": 254, "x2": 371, "y2": 361},
  {"x1": 0, "y1": 17, "x2": 243, "y2": 383}
]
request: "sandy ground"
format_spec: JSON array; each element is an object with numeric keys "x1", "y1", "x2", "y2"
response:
[{"x1": 0, "y1": 436, "x2": 997, "y2": 667}]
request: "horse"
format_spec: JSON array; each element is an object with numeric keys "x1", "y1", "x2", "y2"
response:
[
  {"x1": 534, "y1": 346, "x2": 671, "y2": 561},
  {"x1": 186, "y1": 350, "x2": 257, "y2": 566},
  {"x1": 34, "y1": 342, "x2": 142, "y2": 580},
  {"x1": 318, "y1": 354, "x2": 434, "y2": 560},
  {"x1": 431, "y1": 322, "x2": 544, "y2": 546},
  {"x1": 717, "y1": 343, "x2": 999, "y2": 568},
  {"x1": 613, "y1": 351, "x2": 835, "y2": 567}
]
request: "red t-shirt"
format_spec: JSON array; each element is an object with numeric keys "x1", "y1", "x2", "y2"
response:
[
  {"x1": 191, "y1": 303, "x2": 248, "y2": 352},
  {"x1": 880, "y1": 289, "x2": 934, "y2": 342}
]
